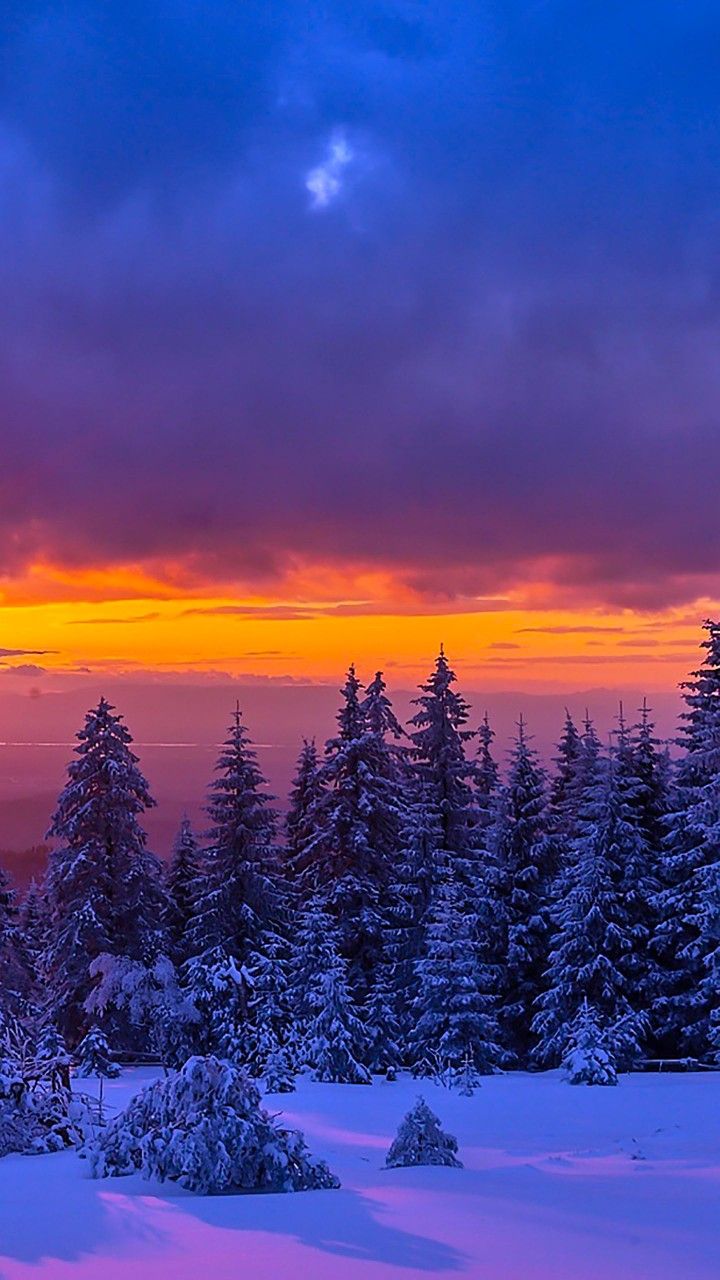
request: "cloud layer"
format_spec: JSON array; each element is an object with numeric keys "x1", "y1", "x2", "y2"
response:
[{"x1": 1, "y1": 2, "x2": 719, "y2": 609}]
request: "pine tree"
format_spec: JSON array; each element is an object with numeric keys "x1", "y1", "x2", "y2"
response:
[
  {"x1": 611, "y1": 705, "x2": 663, "y2": 1022},
  {"x1": 188, "y1": 705, "x2": 278, "y2": 964},
  {"x1": 283, "y1": 738, "x2": 322, "y2": 881},
  {"x1": 410, "y1": 874, "x2": 503, "y2": 1078},
  {"x1": 166, "y1": 816, "x2": 203, "y2": 964},
  {"x1": 550, "y1": 709, "x2": 583, "y2": 833},
  {"x1": 385, "y1": 1097, "x2": 462, "y2": 1168},
  {"x1": 42, "y1": 699, "x2": 166, "y2": 1044},
  {"x1": 492, "y1": 717, "x2": 557, "y2": 1064},
  {"x1": 561, "y1": 1001, "x2": 618, "y2": 1086},
  {"x1": 0, "y1": 862, "x2": 32, "y2": 1022},
  {"x1": 75, "y1": 1025, "x2": 120, "y2": 1079},
  {"x1": 409, "y1": 648, "x2": 478, "y2": 877},
  {"x1": 364, "y1": 950, "x2": 403, "y2": 1075},
  {"x1": 362, "y1": 670, "x2": 404, "y2": 743},
  {"x1": 654, "y1": 621, "x2": 720, "y2": 1057},
  {"x1": 475, "y1": 712, "x2": 500, "y2": 830},
  {"x1": 75, "y1": 1024, "x2": 120, "y2": 1122},
  {"x1": 303, "y1": 913, "x2": 370, "y2": 1084},
  {"x1": 295, "y1": 667, "x2": 403, "y2": 1002},
  {"x1": 533, "y1": 764, "x2": 646, "y2": 1069}
]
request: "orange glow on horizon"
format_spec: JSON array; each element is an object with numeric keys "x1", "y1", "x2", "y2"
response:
[{"x1": 0, "y1": 558, "x2": 712, "y2": 694}]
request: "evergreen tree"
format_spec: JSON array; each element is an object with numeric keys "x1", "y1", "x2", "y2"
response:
[
  {"x1": 385, "y1": 1097, "x2": 462, "y2": 1169},
  {"x1": 475, "y1": 712, "x2": 500, "y2": 830},
  {"x1": 493, "y1": 718, "x2": 558, "y2": 1064},
  {"x1": 303, "y1": 914, "x2": 370, "y2": 1084},
  {"x1": 561, "y1": 1001, "x2": 618, "y2": 1086},
  {"x1": 362, "y1": 670, "x2": 404, "y2": 743},
  {"x1": 42, "y1": 699, "x2": 166, "y2": 1044},
  {"x1": 364, "y1": 949, "x2": 403, "y2": 1075},
  {"x1": 410, "y1": 874, "x2": 504, "y2": 1078},
  {"x1": 17, "y1": 879, "x2": 46, "y2": 994},
  {"x1": 633, "y1": 699, "x2": 671, "y2": 852},
  {"x1": 654, "y1": 621, "x2": 720, "y2": 1057},
  {"x1": 550, "y1": 709, "x2": 583, "y2": 833},
  {"x1": 283, "y1": 738, "x2": 322, "y2": 881},
  {"x1": 166, "y1": 816, "x2": 203, "y2": 964},
  {"x1": 409, "y1": 648, "x2": 478, "y2": 876},
  {"x1": 0, "y1": 862, "x2": 32, "y2": 1022},
  {"x1": 533, "y1": 764, "x2": 646, "y2": 1069},
  {"x1": 296, "y1": 667, "x2": 402, "y2": 1001},
  {"x1": 611, "y1": 705, "x2": 663, "y2": 1021},
  {"x1": 186, "y1": 705, "x2": 280, "y2": 973},
  {"x1": 75, "y1": 1025, "x2": 120, "y2": 1079}
]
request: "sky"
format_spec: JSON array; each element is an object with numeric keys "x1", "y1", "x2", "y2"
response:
[{"x1": 0, "y1": 2, "x2": 719, "y2": 844}]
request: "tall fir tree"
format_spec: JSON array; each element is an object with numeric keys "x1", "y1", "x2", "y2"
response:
[
  {"x1": 611, "y1": 706, "x2": 663, "y2": 1022},
  {"x1": 42, "y1": 699, "x2": 166, "y2": 1044},
  {"x1": 409, "y1": 648, "x2": 478, "y2": 881},
  {"x1": 283, "y1": 739, "x2": 322, "y2": 882},
  {"x1": 475, "y1": 712, "x2": 500, "y2": 830},
  {"x1": 410, "y1": 873, "x2": 504, "y2": 1078},
  {"x1": 654, "y1": 621, "x2": 720, "y2": 1057},
  {"x1": 295, "y1": 667, "x2": 403, "y2": 1001},
  {"x1": 165, "y1": 816, "x2": 203, "y2": 965},
  {"x1": 549, "y1": 709, "x2": 583, "y2": 834},
  {"x1": 0, "y1": 862, "x2": 32, "y2": 1024},
  {"x1": 533, "y1": 760, "x2": 646, "y2": 1069},
  {"x1": 493, "y1": 717, "x2": 558, "y2": 1064},
  {"x1": 187, "y1": 705, "x2": 279, "y2": 964}
]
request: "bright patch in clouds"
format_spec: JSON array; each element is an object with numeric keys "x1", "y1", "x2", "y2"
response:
[{"x1": 305, "y1": 130, "x2": 354, "y2": 208}]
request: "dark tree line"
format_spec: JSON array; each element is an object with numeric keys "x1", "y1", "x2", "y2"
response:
[{"x1": 2, "y1": 623, "x2": 720, "y2": 1085}]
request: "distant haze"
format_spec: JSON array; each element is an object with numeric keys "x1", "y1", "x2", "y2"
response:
[{"x1": 0, "y1": 679, "x2": 683, "y2": 885}]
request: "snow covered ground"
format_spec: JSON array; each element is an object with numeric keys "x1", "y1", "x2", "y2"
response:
[{"x1": 1, "y1": 1069, "x2": 719, "y2": 1279}]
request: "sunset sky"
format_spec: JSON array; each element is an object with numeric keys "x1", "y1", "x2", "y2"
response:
[{"x1": 0, "y1": 3, "x2": 718, "y2": 845}]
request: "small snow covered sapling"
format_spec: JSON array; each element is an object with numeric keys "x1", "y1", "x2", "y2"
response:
[
  {"x1": 90, "y1": 1054, "x2": 340, "y2": 1195},
  {"x1": 561, "y1": 1001, "x2": 618, "y2": 1087},
  {"x1": 385, "y1": 1097, "x2": 463, "y2": 1169},
  {"x1": 75, "y1": 1026, "x2": 120, "y2": 1122},
  {"x1": 263, "y1": 1041, "x2": 296, "y2": 1094}
]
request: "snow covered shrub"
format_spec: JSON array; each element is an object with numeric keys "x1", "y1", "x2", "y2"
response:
[
  {"x1": 385, "y1": 1097, "x2": 462, "y2": 1169},
  {"x1": 0, "y1": 1057, "x2": 82, "y2": 1156},
  {"x1": 90, "y1": 1054, "x2": 340, "y2": 1194},
  {"x1": 561, "y1": 1002, "x2": 618, "y2": 1086}
]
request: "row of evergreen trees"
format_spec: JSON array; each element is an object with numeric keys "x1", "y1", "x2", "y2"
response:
[{"x1": 3, "y1": 621, "x2": 720, "y2": 1084}]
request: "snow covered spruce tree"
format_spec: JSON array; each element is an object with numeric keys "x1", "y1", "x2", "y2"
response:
[
  {"x1": 90, "y1": 1055, "x2": 339, "y2": 1194},
  {"x1": 0, "y1": 861, "x2": 33, "y2": 1024},
  {"x1": 292, "y1": 667, "x2": 403, "y2": 1005},
  {"x1": 165, "y1": 816, "x2": 203, "y2": 965},
  {"x1": 561, "y1": 1000, "x2": 618, "y2": 1086},
  {"x1": 492, "y1": 717, "x2": 558, "y2": 1065},
  {"x1": 41, "y1": 699, "x2": 168, "y2": 1046},
  {"x1": 410, "y1": 873, "x2": 504, "y2": 1081},
  {"x1": 75, "y1": 1025, "x2": 120, "y2": 1079},
  {"x1": 385, "y1": 1097, "x2": 462, "y2": 1169},
  {"x1": 611, "y1": 706, "x2": 663, "y2": 1022},
  {"x1": 283, "y1": 738, "x2": 323, "y2": 881},
  {"x1": 409, "y1": 648, "x2": 479, "y2": 884},
  {"x1": 183, "y1": 706, "x2": 286, "y2": 1063},
  {"x1": 474, "y1": 712, "x2": 500, "y2": 831},
  {"x1": 653, "y1": 621, "x2": 720, "y2": 1058},
  {"x1": 532, "y1": 760, "x2": 646, "y2": 1070},
  {"x1": 549, "y1": 709, "x2": 583, "y2": 834},
  {"x1": 75, "y1": 1024, "x2": 120, "y2": 1121},
  {"x1": 302, "y1": 910, "x2": 371, "y2": 1083}
]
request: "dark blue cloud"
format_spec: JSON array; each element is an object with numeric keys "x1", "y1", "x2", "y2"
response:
[{"x1": 0, "y1": 2, "x2": 719, "y2": 606}]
